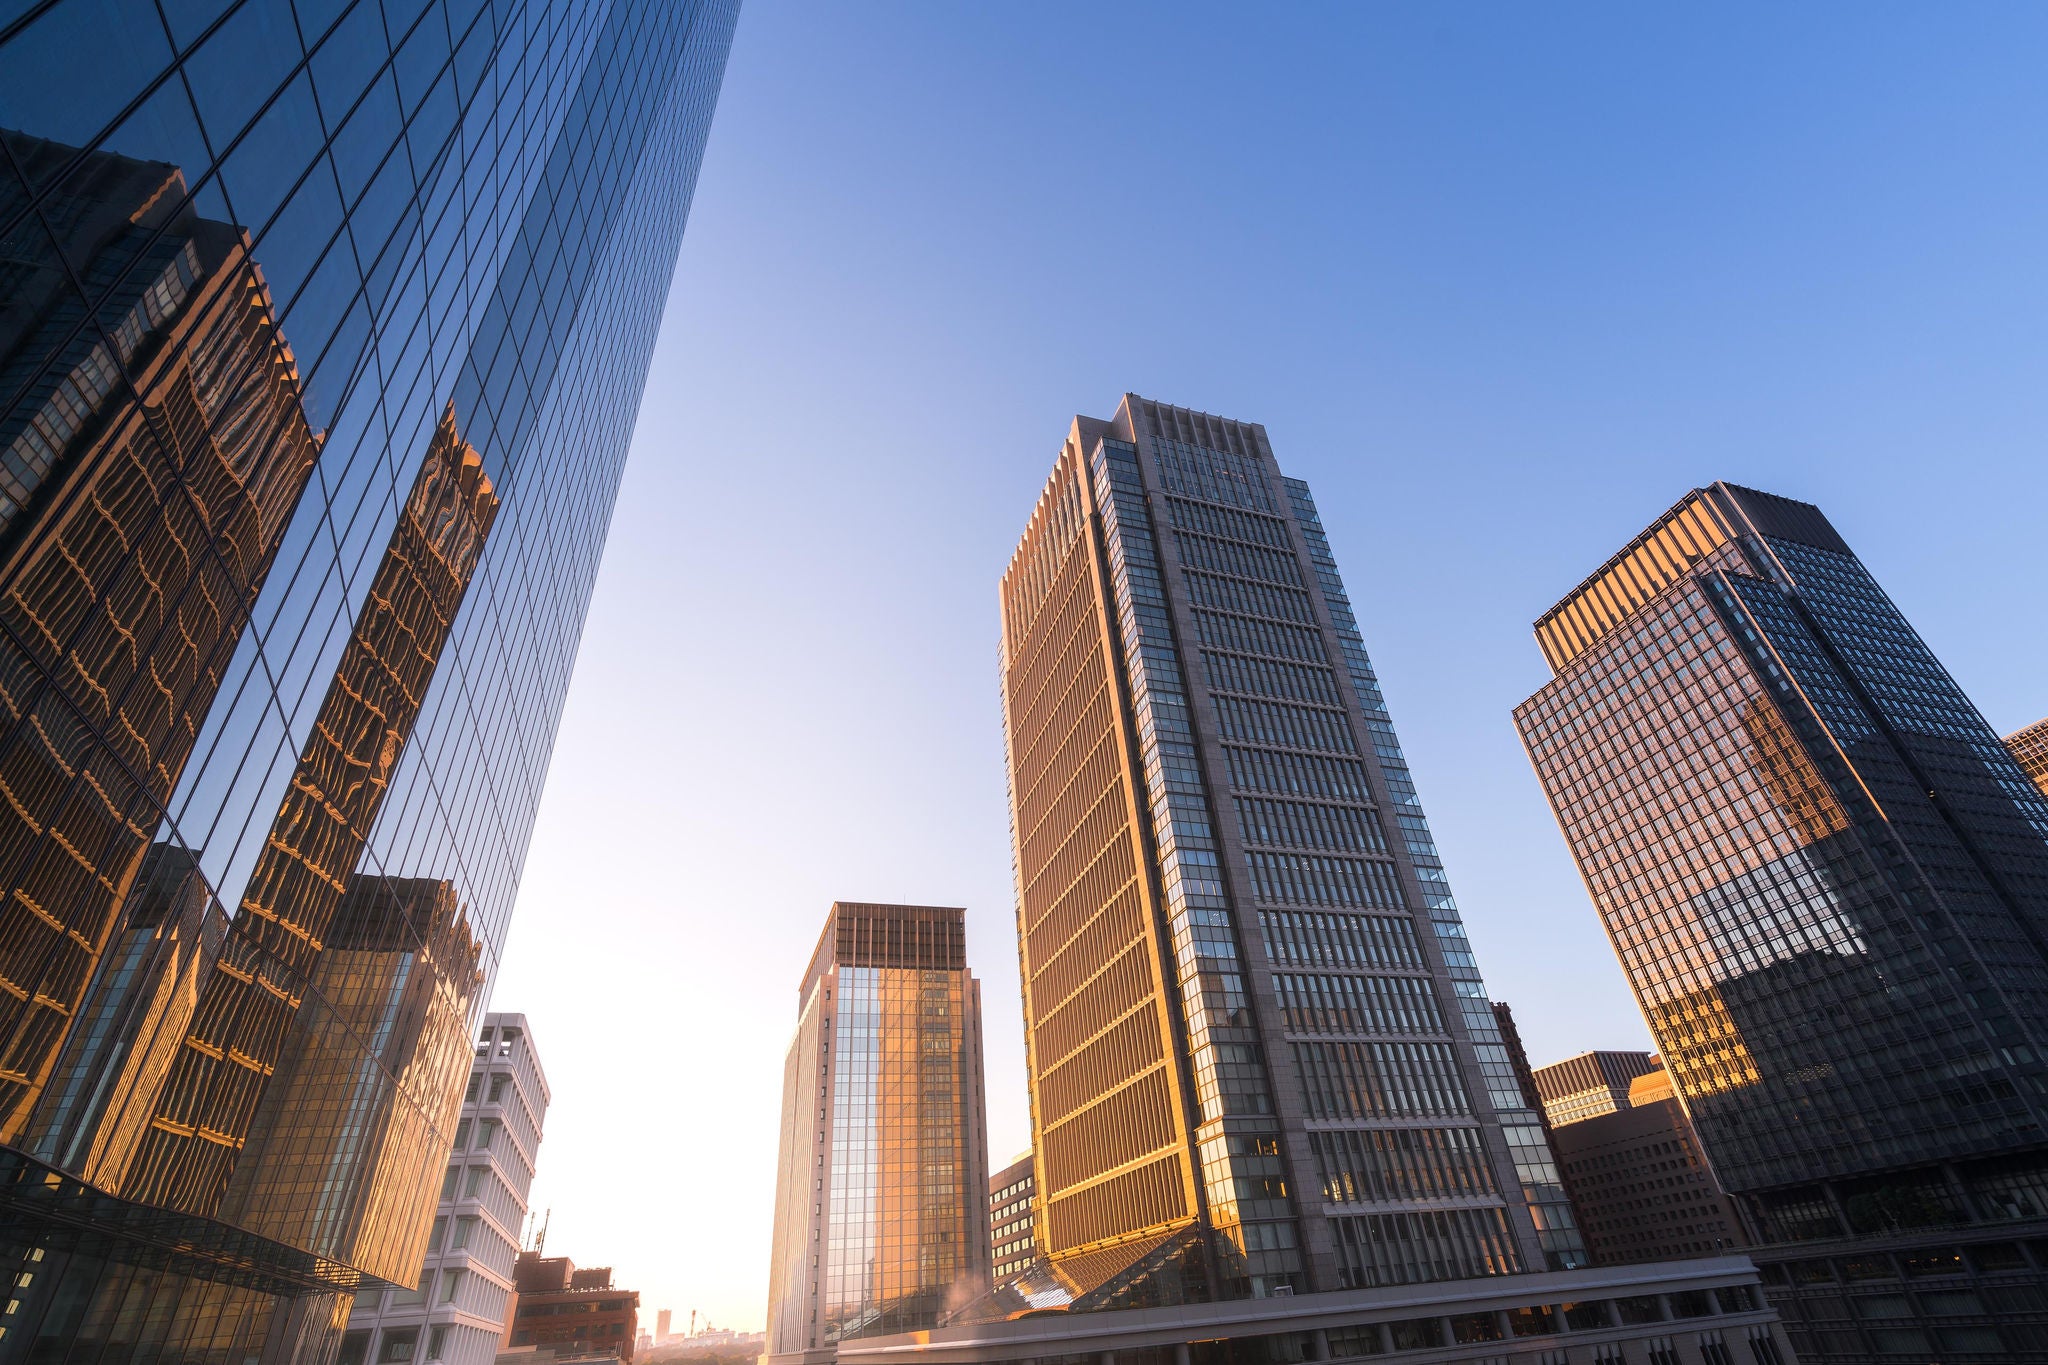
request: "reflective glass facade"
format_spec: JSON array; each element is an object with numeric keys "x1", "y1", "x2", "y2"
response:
[
  {"x1": 0, "y1": 0, "x2": 736, "y2": 1353},
  {"x1": 997, "y1": 395, "x2": 1584, "y2": 1309},
  {"x1": 766, "y1": 904, "x2": 992, "y2": 1362},
  {"x1": 1516, "y1": 482, "x2": 2048, "y2": 1361}
]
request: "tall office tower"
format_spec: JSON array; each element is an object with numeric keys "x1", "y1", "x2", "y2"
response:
[
  {"x1": 0, "y1": 0, "x2": 737, "y2": 1355},
  {"x1": 1530, "y1": 1051, "x2": 1660, "y2": 1129},
  {"x1": 765, "y1": 903, "x2": 992, "y2": 1363},
  {"x1": 989, "y1": 1153, "x2": 1041, "y2": 1281},
  {"x1": 2008, "y1": 719, "x2": 2048, "y2": 800},
  {"x1": 657, "y1": 1308, "x2": 673, "y2": 1344},
  {"x1": 339, "y1": 1014, "x2": 549, "y2": 1365},
  {"x1": 1517, "y1": 483, "x2": 2048, "y2": 1363},
  {"x1": 996, "y1": 395, "x2": 1585, "y2": 1309},
  {"x1": 1547, "y1": 1067, "x2": 1746, "y2": 1267}
]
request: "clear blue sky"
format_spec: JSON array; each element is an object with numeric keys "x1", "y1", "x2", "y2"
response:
[{"x1": 490, "y1": 2, "x2": 2048, "y2": 1333}]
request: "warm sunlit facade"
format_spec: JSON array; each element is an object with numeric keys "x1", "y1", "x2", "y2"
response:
[
  {"x1": 1516, "y1": 482, "x2": 2048, "y2": 1362},
  {"x1": 2008, "y1": 718, "x2": 2048, "y2": 801},
  {"x1": 1529, "y1": 1051, "x2": 1660, "y2": 1130},
  {"x1": 997, "y1": 396, "x2": 1587, "y2": 1308},
  {"x1": 766, "y1": 903, "x2": 992, "y2": 1363},
  {"x1": 0, "y1": 0, "x2": 737, "y2": 1354},
  {"x1": 989, "y1": 1153, "x2": 1040, "y2": 1281}
]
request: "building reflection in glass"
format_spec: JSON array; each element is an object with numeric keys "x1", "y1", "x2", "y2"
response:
[
  {"x1": 0, "y1": 132, "x2": 320, "y2": 1142},
  {"x1": 119, "y1": 405, "x2": 495, "y2": 1239}
]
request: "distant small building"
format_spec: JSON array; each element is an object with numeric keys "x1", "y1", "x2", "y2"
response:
[
  {"x1": 2007, "y1": 717, "x2": 2048, "y2": 800},
  {"x1": 1549, "y1": 1068, "x2": 1746, "y2": 1265},
  {"x1": 1531, "y1": 1050, "x2": 1661, "y2": 1128},
  {"x1": 988, "y1": 1153, "x2": 1040, "y2": 1280},
  {"x1": 508, "y1": 1252, "x2": 641, "y2": 1361}
]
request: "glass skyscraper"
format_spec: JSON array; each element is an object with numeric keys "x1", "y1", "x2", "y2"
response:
[
  {"x1": 0, "y1": 0, "x2": 736, "y2": 1354},
  {"x1": 1517, "y1": 483, "x2": 2048, "y2": 1362},
  {"x1": 997, "y1": 395, "x2": 1586, "y2": 1308},
  {"x1": 765, "y1": 903, "x2": 991, "y2": 1362}
]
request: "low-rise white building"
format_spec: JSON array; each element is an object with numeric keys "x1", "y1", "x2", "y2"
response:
[{"x1": 340, "y1": 1013, "x2": 551, "y2": 1365}]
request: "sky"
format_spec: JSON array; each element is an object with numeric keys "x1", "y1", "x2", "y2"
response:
[{"x1": 487, "y1": 2, "x2": 2048, "y2": 1334}]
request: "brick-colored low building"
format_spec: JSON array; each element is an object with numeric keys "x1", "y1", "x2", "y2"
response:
[
  {"x1": 508, "y1": 1252, "x2": 641, "y2": 1361},
  {"x1": 1550, "y1": 1070, "x2": 1747, "y2": 1264}
]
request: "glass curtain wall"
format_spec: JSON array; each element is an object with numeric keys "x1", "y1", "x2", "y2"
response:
[{"x1": 0, "y1": 0, "x2": 737, "y2": 1355}]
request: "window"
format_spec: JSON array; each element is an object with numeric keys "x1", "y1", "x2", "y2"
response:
[
  {"x1": 1969, "y1": 1242, "x2": 2027, "y2": 1273},
  {"x1": 1670, "y1": 1290, "x2": 1714, "y2": 1318},
  {"x1": 476, "y1": 1119, "x2": 501, "y2": 1152},
  {"x1": 440, "y1": 1167, "x2": 458, "y2": 1200},
  {"x1": 440, "y1": 1270, "x2": 464, "y2": 1304},
  {"x1": 1449, "y1": 1313, "x2": 1502, "y2": 1344},
  {"x1": 1616, "y1": 1296, "x2": 1665, "y2": 1324},
  {"x1": 454, "y1": 1119, "x2": 471, "y2": 1149},
  {"x1": 1837, "y1": 1256, "x2": 1894, "y2": 1281},
  {"x1": 425, "y1": 1326, "x2": 448, "y2": 1362},
  {"x1": 463, "y1": 1167, "x2": 486, "y2": 1198},
  {"x1": 378, "y1": 1327, "x2": 419, "y2": 1363},
  {"x1": 1507, "y1": 1306, "x2": 1555, "y2": 1337},
  {"x1": 1563, "y1": 1301, "x2": 1612, "y2": 1331},
  {"x1": 464, "y1": 1075, "x2": 481, "y2": 1103},
  {"x1": 490, "y1": 1074, "x2": 510, "y2": 1102},
  {"x1": 1902, "y1": 1248, "x2": 1965, "y2": 1277},
  {"x1": 1714, "y1": 1286, "x2": 1757, "y2": 1313},
  {"x1": 1387, "y1": 1319, "x2": 1439, "y2": 1350},
  {"x1": 1323, "y1": 1325, "x2": 1385, "y2": 1357},
  {"x1": 1863, "y1": 1329, "x2": 1927, "y2": 1356},
  {"x1": 391, "y1": 1278, "x2": 427, "y2": 1308},
  {"x1": 452, "y1": 1216, "x2": 479, "y2": 1250},
  {"x1": 426, "y1": 1217, "x2": 447, "y2": 1253}
]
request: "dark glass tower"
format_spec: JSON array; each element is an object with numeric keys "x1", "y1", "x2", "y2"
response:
[
  {"x1": 1516, "y1": 483, "x2": 2048, "y2": 1362},
  {"x1": 0, "y1": 0, "x2": 737, "y2": 1355},
  {"x1": 998, "y1": 395, "x2": 1585, "y2": 1309}
]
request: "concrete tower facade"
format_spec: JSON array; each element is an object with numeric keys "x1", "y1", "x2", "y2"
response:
[
  {"x1": 997, "y1": 395, "x2": 1585, "y2": 1308},
  {"x1": 340, "y1": 1014, "x2": 550, "y2": 1365}
]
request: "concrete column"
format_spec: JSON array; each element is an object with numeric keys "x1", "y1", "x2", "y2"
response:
[
  {"x1": 1310, "y1": 1328, "x2": 1330, "y2": 1360},
  {"x1": 1174, "y1": 1346, "x2": 1191, "y2": 1365}
]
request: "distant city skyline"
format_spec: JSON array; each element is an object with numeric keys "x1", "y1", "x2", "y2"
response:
[{"x1": 483, "y1": 2, "x2": 2048, "y2": 1336}]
